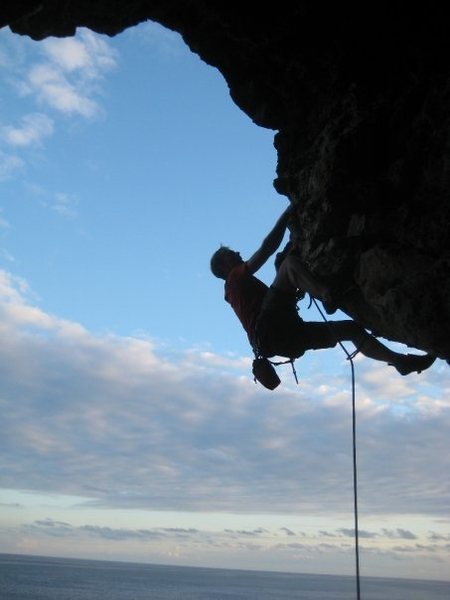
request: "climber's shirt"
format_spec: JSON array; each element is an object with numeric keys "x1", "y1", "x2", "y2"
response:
[
  {"x1": 225, "y1": 262, "x2": 304, "y2": 357},
  {"x1": 225, "y1": 262, "x2": 334, "y2": 359},
  {"x1": 225, "y1": 262, "x2": 268, "y2": 344}
]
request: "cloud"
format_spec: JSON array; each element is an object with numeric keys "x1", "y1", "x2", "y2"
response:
[
  {"x1": 126, "y1": 20, "x2": 186, "y2": 59},
  {"x1": 428, "y1": 532, "x2": 450, "y2": 542},
  {"x1": 19, "y1": 519, "x2": 268, "y2": 545},
  {"x1": 35, "y1": 519, "x2": 71, "y2": 527},
  {"x1": 0, "y1": 211, "x2": 10, "y2": 229},
  {"x1": 0, "y1": 151, "x2": 23, "y2": 180},
  {"x1": 42, "y1": 32, "x2": 117, "y2": 74},
  {"x1": 18, "y1": 29, "x2": 117, "y2": 118},
  {"x1": 0, "y1": 28, "x2": 118, "y2": 193},
  {"x1": 359, "y1": 362, "x2": 417, "y2": 400},
  {"x1": 23, "y1": 519, "x2": 164, "y2": 541},
  {"x1": 0, "y1": 271, "x2": 31, "y2": 302},
  {"x1": 280, "y1": 527, "x2": 296, "y2": 536},
  {"x1": 381, "y1": 528, "x2": 418, "y2": 540},
  {"x1": 224, "y1": 528, "x2": 268, "y2": 537},
  {"x1": 21, "y1": 185, "x2": 79, "y2": 219},
  {"x1": 390, "y1": 543, "x2": 443, "y2": 555},
  {"x1": 336, "y1": 528, "x2": 379, "y2": 539},
  {"x1": 1, "y1": 113, "x2": 54, "y2": 147},
  {"x1": 0, "y1": 268, "x2": 449, "y2": 518},
  {"x1": 19, "y1": 519, "x2": 439, "y2": 551},
  {"x1": 24, "y1": 63, "x2": 98, "y2": 118},
  {"x1": 318, "y1": 530, "x2": 339, "y2": 538},
  {"x1": 2, "y1": 29, "x2": 117, "y2": 151},
  {"x1": 334, "y1": 527, "x2": 417, "y2": 540},
  {"x1": 47, "y1": 192, "x2": 78, "y2": 218},
  {"x1": 0, "y1": 248, "x2": 16, "y2": 263},
  {"x1": 2, "y1": 516, "x2": 448, "y2": 577},
  {"x1": 80, "y1": 525, "x2": 163, "y2": 541}
]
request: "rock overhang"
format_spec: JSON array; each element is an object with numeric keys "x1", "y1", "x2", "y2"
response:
[{"x1": 3, "y1": 1, "x2": 449, "y2": 359}]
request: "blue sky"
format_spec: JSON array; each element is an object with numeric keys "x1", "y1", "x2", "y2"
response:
[{"x1": 0, "y1": 23, "x2": 449, "y2": 582}]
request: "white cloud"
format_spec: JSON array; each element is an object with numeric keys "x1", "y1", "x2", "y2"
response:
[
  {"x1": 1, "y1": 515, "x2": 448, "y2": 579},
  {"x1": 6, "y1": 28, "x2": 117, "y2": 119},
  {"x1": 0, "y1": 28, "x2": 118, "y2": 186},
  {"x1": 25, "y1": 63, "x2": 99, "y2": 117},
  {"x1": 42, "y1": 36, "x2": 94, "y2": 72},
  {"x1": 22, "y1": 185, "x2": 79, "y2": 219},
  {"x1": 359, "y1": 362, "x2": 416, "y2": 399},
  {"x1": 0, "y1": 249, "x2": 15, "y2": 263},
  {"x1": 0, "y1": 268, "x2": 449, "y2": 518},
  {"x1": 11, "y1": 519, "x2": 448, "y2": 556},
  {"x1": 43, "y1": 29, "x2": 117, "y2": 75},
  {"x1": 185, "y1": 349, "x2": 250, "y2": 371},
  {"x1": 0, "y1": 151, "x2": 24, "y2": 180},
  {"x1": 1, "y1": 112, "x2": 54, "y2": 147},
  {"x1": 48, "y1": 192, "x2": 78, "y2": 218},
  {"x1": 0, "y1": 270, "x2": 30, "y2": 302},
  {"x1": 0, "y1": 210, "x2": 10, "y2": 229}
]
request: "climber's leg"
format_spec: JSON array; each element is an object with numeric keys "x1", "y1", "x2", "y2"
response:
[
  {"x1": 304, "y1": 320, "x2": 435, "y2": 375},
  {"x1": 272, "y1": 254, "x2": 329, "y2": 298}
]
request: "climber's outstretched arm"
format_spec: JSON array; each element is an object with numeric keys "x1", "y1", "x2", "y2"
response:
[{"x1": 246, "y1": 205, "x2": 292, "y2": 274}]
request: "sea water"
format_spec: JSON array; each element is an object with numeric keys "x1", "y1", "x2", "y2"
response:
[{"x1": 0, "y1": 554, "x2": 448, "y2": 600}]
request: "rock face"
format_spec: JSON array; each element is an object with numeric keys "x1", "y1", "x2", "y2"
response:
[{"x1": 4, "y1": 2, "x2": 449, "y2": 359}]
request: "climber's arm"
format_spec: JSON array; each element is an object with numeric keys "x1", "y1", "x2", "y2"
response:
[{"x1": 246, "y1": 205, "x2": 292, "y2": 274}]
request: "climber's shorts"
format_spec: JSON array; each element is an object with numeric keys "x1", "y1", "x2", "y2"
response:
[{"x1": 253, "y1": 286, "x2": 336, "y2": 358}]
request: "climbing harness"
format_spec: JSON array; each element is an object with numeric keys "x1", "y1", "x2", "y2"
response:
[
  {"x1": 312, "y1": 297, "x2": 362, "y2": 600},
  {"x1": 252, "y1": 288, "x2": 305, "y2": 389}
]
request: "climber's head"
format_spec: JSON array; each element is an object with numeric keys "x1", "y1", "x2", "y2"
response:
[{"x1": 210, "y1": 246, "x2": 243, "y2": 279}]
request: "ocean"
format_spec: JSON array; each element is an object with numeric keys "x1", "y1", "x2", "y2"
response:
[{"x1": 0, "y1": 554, "x2": 448, "y2": 600}]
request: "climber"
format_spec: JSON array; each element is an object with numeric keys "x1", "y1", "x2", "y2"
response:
[{"x1": 210, "y1": 204, "x2": 436, "y2": 378}]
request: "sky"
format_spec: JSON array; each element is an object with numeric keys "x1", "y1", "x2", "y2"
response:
[{"x1": 0, "y1": 22, "x2": 449, "y2": 583}]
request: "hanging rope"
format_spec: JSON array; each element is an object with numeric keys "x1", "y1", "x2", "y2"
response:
[{"x1": 311, "y1": 298, "x2": 361, "y2": 600}]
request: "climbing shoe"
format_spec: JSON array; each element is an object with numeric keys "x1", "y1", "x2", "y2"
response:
[{"x1": 394, "y1": 353, "x2": 436, "y2": 376}]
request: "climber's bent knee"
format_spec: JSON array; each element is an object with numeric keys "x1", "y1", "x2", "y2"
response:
[
  {"x1": 323, "y1": 320, "x2": 368, "y2": 347},
  {"x1": 300, "y1": 322, "x2": 338, "y2": 351}
]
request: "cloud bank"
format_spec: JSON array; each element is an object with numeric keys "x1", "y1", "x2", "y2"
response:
[
  {"x1": 1, "y1": 268, "x2": 449, "y2": 518},
  {"x1": 2, "y1": 517, "x2": 447, "y2": 578}
]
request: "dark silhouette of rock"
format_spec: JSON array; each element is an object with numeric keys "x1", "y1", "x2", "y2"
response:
[{"x1": 3, "y1": 2, "x2": 449, "y2": 359}]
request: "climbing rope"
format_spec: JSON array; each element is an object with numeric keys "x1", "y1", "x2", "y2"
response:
[{"x1": 312, "y1": 298, "x2": 361, "y2": 600}]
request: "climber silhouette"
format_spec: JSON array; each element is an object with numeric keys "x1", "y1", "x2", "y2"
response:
[{"x1": 211, "y1": 205, "x2": 435, "y2": 379}]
